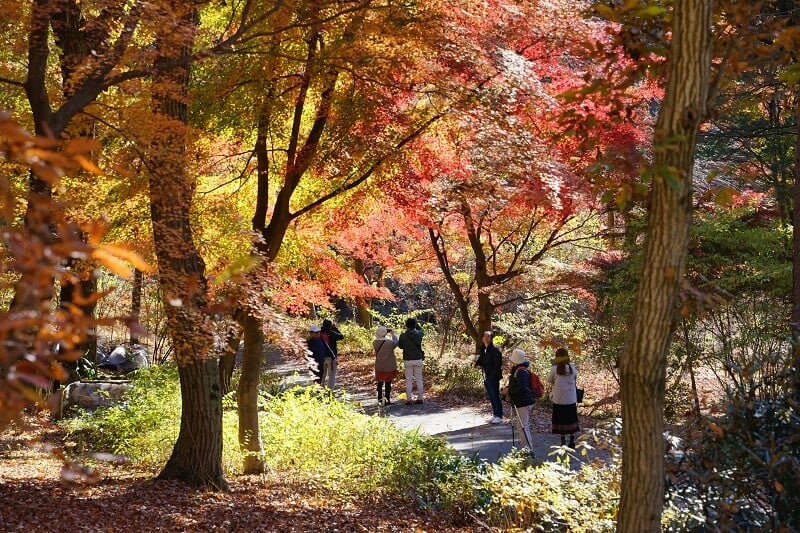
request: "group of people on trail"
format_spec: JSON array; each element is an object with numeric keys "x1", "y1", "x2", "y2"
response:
[
  {"x1": 476, "y1": 331, "x2": 580, "y2": 455},
  {"x1": 308, "y1": 317, "x2": 579, "y2": 454},
  {"x1": 307, "y1": 316, "x2": 426, "y2": 406},
  {"x1": 307, "y1": 319, "x2": 344, "y2": 389}
]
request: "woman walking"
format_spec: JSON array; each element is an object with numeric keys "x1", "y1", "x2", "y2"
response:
[
  {"x1": 373, "y1": 326, "x2": 399, "y2": 405},
  {"x1": 547, "y1": 347, "x2": 579, "y2": 448}
]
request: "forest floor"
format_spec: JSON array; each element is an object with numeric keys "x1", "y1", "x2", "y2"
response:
[{"x1": 0, "y1": 350, "x2": 620, "y2": 532}]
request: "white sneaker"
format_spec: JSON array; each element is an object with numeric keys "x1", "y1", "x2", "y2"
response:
[{"x1": 489, "y1": 416, "x2": 503, "y2": 424}]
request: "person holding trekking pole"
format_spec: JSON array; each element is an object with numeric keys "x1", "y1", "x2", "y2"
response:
[{"x1": 506, "y1": 348, "x2": 539, "y2": 455}]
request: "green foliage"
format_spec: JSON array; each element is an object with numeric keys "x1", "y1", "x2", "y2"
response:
[
  {"x1": 63, "y1": 365, "x2": 182, "y2": 466},
  {"x1": 476, "y1": 431, "x2": 620, "y2": 532},
  {"x1": 258, "y1": 387, "x2": 482, "y2": 516},
  {"x1": 335, "y1": 321, "x2": 375, "y2": 356},
  {"x1": 434, "y1": 358, "x2": 485, "y2": 398},
  {"x1": 666, "y1": 387, "x2": 800, "y2": 530}
]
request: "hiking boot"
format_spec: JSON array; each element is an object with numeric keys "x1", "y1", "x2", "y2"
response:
[
  {"x1": 414, "y1": 399, "x2": 424, "y2": 404},
  {"x1": 405, "y1": 401, "x2": 412, "y2": 405},
  {"x1": 384, "y1": 398, "x2": 391, "y2": 405},
  {"x1": 568, "y1": 436, "x2": 575, "y2": 449}
]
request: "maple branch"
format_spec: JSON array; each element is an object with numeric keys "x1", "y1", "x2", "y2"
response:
[
  {"x1": 290, "y1": 110, "x2": 446, "y2": 219},
  {"x1": 0, "y1": 77, "x2": 25, "y2": 89},
  {"x1": 24, "y1": 0, "x2": 54, "y2": 135},
  {"x1": 494, "y1": 283, "x2": 585, "y2": 308},
  {"x1": 428, "y1": 227, "x2": 478, "y2": 340}
]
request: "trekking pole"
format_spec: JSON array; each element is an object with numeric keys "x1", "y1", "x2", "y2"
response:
[{"x1": 513, "y1": 404, "x2": 533, "y2": 450}]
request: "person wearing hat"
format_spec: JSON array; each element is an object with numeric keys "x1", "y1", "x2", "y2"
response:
[
  {"x1": 306, "y1": 324, "x2": 328, "y2": 384},
  {"x1": 507, "y1": 348, "x2": 537, "y2": 454},
  {"x1": 547, "y1": 346, "x2": 579, "y2": 448},
  {"x1": 320, "y1": 319, "x2": 344, "y2": 389},
  {"x1": 373, "y1": 326, "x2": 399, "y2": 405},
  {"x1": 475, "y1": 331, "x2": 504, "y2": 424}
]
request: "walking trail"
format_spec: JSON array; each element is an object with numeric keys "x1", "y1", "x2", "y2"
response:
[{"x1": 269, "y1": 348, "x2": 608, "y2": 467}]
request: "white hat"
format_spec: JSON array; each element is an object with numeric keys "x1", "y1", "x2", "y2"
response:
[
  {"x1": 375, "y1": 326, "x2": 387, "y2": 338},
  {"x1": 509, "y1": 348, "x2": 527, "y2": 365},
  {"x1": 309, "y1": 325, "x2": 321, "y2": 332}
]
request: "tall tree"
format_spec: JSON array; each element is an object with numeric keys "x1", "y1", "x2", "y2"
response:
[
  {"x1": 147, "y1": 3, "x2": 227, "y2": 490},
  {"x1": 199, "y1": 0, "x2": 453, "y2": 474},
  {"x1": 617, "y1": 1, "x2": 712, "y2": 530}
]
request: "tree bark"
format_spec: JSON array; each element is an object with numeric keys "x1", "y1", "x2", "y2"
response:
[
  {"x1": 617, "y1": 2, "x2": 712, "y2": 531},
  {"x1": 130, "y1": 268, "x2": 143, "y2": 345},
  {"x1": 148, "y1": 3, "x2": 227, "y2": 491},
  {"x1": 792, "y1": 86, "x2": 800, "y2": 402},
  {"x1": 237, "y1": 314, "x2": 265, "y2": 474}
]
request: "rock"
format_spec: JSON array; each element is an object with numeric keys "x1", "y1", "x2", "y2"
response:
[
  {"x1": 59, "y1": 380, "x2": 133, "y2": 417},
  {"x1": 98, "y1": 344, "x2": 150, "y2": 374}
]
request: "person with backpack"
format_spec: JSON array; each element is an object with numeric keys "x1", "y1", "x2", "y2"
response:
[
  {"x1": 306, "y1": 325, "x2": 327, "y2": 384},
  {"x1": 320, "y1": 319, "x2": 344, "y2": 389},
  {"x1": 373, "y1": 325, "x2": 399, "y2": 405},
  {"x1": 398, "y1": 318, "x2": 425, "y2": 405},
  {"x1": 506, "y1": 348, "x2": 539, "y2": 454},
  {"x1": 547, "y1": 346, "x2": 579, "y2": 448},
  {"x1": 475, "y1": 331, "x2": 504, "y2": 424}
]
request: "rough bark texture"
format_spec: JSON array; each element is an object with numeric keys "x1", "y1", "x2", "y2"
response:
[
  {"x1": 617, "y1": 1, "x2": 712, "y2": 531},
  {"x1": 237, "y1": 314, "x2": 265, "y2": 474},
  {"x1": 792, "y1": 87, "x2": 800, "y2": 401},
  {"x1": 148, "y1": 4, "x2": 227, "y2": 491}
]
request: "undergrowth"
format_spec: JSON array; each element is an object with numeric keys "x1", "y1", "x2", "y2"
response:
[{"x1": 62, "y1": 364, "x2": 710, "y2": 531}]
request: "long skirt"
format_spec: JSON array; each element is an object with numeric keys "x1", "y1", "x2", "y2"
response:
[{"x1": 551, "y1": 403, "x2": 579, "y2": 435}]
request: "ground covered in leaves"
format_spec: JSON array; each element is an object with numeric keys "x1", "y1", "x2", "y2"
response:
[
  {"x1": 0, "y1": 415, "x2": 477, "y2": 532},
  {"x1": 1, "y1": 354, "x2": 628, "y2": 532}
]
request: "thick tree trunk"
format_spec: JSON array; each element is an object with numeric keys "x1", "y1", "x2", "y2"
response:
[
  {"x1": 237, "y1": 314, "x2": 265, "y2": 474},
  {"x1": 159, "y1": 359, "x2": 226, "y2": 489},
  {"x1": 617, "y1": 2, "x2": 712, "y2": 531},
  {"x1": 792, "y1": 87, "x2": 800, "y2": 402},
  {"x1": 149, "y1": 4, "x2": 227, "y2": 491}
]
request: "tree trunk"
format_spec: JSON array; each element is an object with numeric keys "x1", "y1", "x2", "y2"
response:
[
  {"x1": 792, "y1": 86, "x2": 800, "y2": 402},
  {"x1": 237, "y1": 314, "x2": 265, "y2": 474},
  {"x1": 218, "y1": 317, "x2": 241, "y2": 396},
  {"x1": 617, "y1": 2, "x2": 712, "y2": 531},
  {"x1": 159, "y1": 359, "x2": 226, "y2": 489},
  {"x1": 148, "y1": 3, "x2": 227, "y2": 491},
  {"x1": 234, "y1": 22, "x2": 341, "y2": 474},
  {"x1": 130, "y1": 268, "x2": 143, "y2": 345}
]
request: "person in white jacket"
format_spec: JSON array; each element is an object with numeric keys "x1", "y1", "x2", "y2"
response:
[{"x1": 547, "y1": 347, "x2": 579, "y2": 448}]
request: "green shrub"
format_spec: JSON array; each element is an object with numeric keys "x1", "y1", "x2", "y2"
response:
[
  {"x1": 476, "y1": 448, "x2": 620, "y2": 532},
  {"x1": 258, "y1": 387, "x2": 481, "y2": 509},
  {"x1": 63, "y1": 364, "x2": 182, "y2": 467}
]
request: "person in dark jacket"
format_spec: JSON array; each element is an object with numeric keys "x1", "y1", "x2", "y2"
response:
[
  {"x1": 397, "y1": 317, "x2": 425, "y2": 405},
  {"x1": 507, "y1": 348, "x2": 536, "y2": 453},
  {"x1": 475, "y1": 331, "x2": 504, "y2": 424},
  {"x1": 307, "y1": 325, "x2": 327, "y2": 384},
  {"x1": 320, "y1": 319, "x2": 344, "y2": 389}
]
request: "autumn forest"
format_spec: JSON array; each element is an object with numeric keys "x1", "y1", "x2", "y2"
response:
[{"x1": 1, "y1": 0, "x2": 799, "y2": 531}]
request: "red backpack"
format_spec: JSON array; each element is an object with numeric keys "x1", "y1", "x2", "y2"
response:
[{"x1": 529, "y1": 372, "x2": 545, "y2": 399}]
